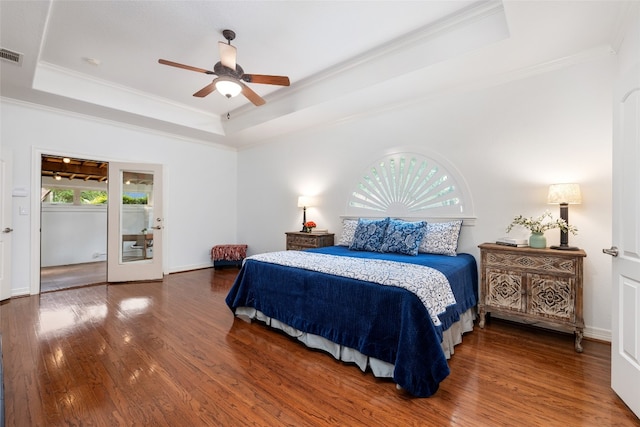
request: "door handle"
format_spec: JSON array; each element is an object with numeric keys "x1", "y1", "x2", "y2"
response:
[
  {"x1": 2, "y1": 227, "x2": 13, "y2": 233},
  {"x1": 602, "y1": 246, "x2": 619, "y2": 257},
  {"x1": 151, "y1": 226, "x2": 162, "y2": 230}
]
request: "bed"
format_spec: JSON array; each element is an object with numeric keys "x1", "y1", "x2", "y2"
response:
[{"x1": 225, "y1": 218, "x2": 478, "y2": 397}]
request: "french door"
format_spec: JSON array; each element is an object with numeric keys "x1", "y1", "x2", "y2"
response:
[{"x1": 107, "y1": 162, "x2": 163, "y2": 282}]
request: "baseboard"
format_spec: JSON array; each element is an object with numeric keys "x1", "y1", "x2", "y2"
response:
[
  {"x1": 167, "y1": 262, "x2": 213, "y2": 274},
  {"x1": 584, "y1": 326, "x2": 611, "y2": 343},
  {"x1": 11, "y1": 286, "x2": 31, "y2": 298}
]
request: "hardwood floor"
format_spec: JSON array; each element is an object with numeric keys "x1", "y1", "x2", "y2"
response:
[
  {"x1": 0, "y1": 268, "x2": 637, "y2": 426},
  {"x1": 40, "y1": 261, "x2": 106, "y2": 293}
]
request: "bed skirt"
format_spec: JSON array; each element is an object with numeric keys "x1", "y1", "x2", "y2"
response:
[{"x1": 234, "y1": 307, "x2": 475, "y2": 381}]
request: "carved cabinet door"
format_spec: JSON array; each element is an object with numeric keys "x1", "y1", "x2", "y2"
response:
[
  {"x1": 485, "y1": 268, "x2": 526, "y2": 313},
  {"x1": 527, "y1": 274, "x2": 575, "y2": 322}
]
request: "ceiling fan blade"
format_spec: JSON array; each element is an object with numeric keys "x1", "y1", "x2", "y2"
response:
[
  {"x1": 218, "y1": 42, "x2": 237, "y2": 70},
  {"x1": 240, "y1": 82, "x2": 266, "y2": 106},
  {"x1": 243, "y1": 74, "x2": 290, "y2": 86},
  {"x1": 193, "y1": 81, "x2": 217, "y2": 98},
  {"x1": 158, "y1": 59, "x2": 214, "y2": 74}
]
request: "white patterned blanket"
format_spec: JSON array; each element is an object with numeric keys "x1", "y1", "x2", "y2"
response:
[{"x1": 246, "y1": 251, "x2": 456, "y2": 327}]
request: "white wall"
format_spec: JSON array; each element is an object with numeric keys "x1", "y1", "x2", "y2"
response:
[
  {"x1": 40, "y1": 204, "x2": 156, "y2": 267},
  {"x1": 237, "y1": 55, "x2": 616, "y2": 340},
  {"x1": 1, "y1": 101, "x2": 239, "y2": 295},
  {"x1": 617, "y1": 5, "x2": 640, "y2": 77},
  {"x1": 41, "y1": 205, "x2": 107, "y2": 267}
]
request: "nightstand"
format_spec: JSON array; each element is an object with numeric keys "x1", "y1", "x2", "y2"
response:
[
  {"x1": 478, "y1": 243, "x2": 587, "y2": 352},
  {"x1": 285, "y1": 232, "x2": 335, "y2": 250}
]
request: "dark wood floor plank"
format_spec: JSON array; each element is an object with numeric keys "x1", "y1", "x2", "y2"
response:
[{"x1": 0, "y1": 267, "x2": 638, "y2": 426}]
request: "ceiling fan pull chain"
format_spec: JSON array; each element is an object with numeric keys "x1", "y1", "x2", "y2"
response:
[{"x1": 227, "y1": 112, "x2": 231, "y2": 120}]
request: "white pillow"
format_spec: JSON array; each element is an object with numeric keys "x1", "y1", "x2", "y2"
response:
[
  {"x1": 337, "y1": 219, "x2": 359, "y2": 246},
  {"x1": 418, "y1": 220, "x2": 463, "y2": 256}
]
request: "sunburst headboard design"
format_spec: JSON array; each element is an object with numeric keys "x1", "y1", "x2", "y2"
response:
[{"x1": 346, "y1": 152, "x2": 475, "y2": 221}]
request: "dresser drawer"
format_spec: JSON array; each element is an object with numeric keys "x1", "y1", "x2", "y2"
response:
[
  {"x1": 485, "y1": 251, "x2": 577, "y2": 275},
  {"x1": 285, "y1": 232, "x2": 335, "y2": 250},
  {"x1": 289, "y1": 234, "x2": 319, "y2": 246}
]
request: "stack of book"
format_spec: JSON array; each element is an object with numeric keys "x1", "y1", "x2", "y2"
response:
[{"x1": 495, "y1": 237, "x2": 529, "y2": 247}]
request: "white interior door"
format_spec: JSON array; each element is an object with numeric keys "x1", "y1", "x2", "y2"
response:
[
  {"x1": 610, "y1": 62, "x2": 640, "y2": 418},
  {"x1": 107, "y1": 162, "x2": 163, "y2": 282},
  {"x1": 0, "y1": 155, "x2": 12, "y2": 300}
]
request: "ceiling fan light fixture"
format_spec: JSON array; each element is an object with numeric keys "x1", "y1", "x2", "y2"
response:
[{"x1": 215, "y1": 77, "x2": 242, "y2": 98}]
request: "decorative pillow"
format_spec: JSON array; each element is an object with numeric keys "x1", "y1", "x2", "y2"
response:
[
  {"x1": 337, "y1": 219, "x2": 359, "y2": 246},
  {"x1": 349, "y1": 217, "x2": 390, "y2": 252},
  {"x1": 418, "y1": 220, "x2": 463, "y2": 256},
  {"x1": 380, "y1": 219, "x2": 427, "y2": 256}
]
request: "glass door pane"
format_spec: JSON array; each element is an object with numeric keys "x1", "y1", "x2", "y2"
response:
[{"x1": 121, "y1": 171, "x2": 154, "y2": 263}]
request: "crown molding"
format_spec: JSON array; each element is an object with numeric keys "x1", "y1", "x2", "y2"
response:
[
  {"x1": 224, "y1": 0, "x2": 509, "y2": 138},
  {"x1": 230, "y1": 43, "x2": 615, "y2": 149},
  {"x1": 1, "y1": 96, "x2": 236, "y2": 152},
  {"x1": 32, "y1": 61, "x2": 225, "y2": 136}
]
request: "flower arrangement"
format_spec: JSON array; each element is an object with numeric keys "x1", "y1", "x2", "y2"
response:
[
  {"x1": 506, "y1": 210, "x2": 578, "y2": 235},
  {"x1": 303, "y1": 221, "x2": 317, "y2": 232}
]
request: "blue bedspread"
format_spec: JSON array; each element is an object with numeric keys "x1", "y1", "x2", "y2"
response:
[
  {"x1": 225, "y1": 246, "x2": 478, "y2": 397},
  {"x1": 310, "y1": 246, "x2": 478, "y2": 331}
]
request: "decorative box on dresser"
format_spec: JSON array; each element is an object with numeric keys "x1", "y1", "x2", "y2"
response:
[
  {"x1": 478, "y1": 243, "x2": 587, "y2": 352},
  {"x1": 285, "y1": 232, "x2": 335, "y2": 251}
]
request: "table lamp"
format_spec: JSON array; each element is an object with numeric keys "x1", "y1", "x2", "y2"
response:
[
  {"x1": 548, "y1": 183, "x2": 581, "y2": 250},
  {"x1": 297, "y1": 196, "x2": 313, "y2": 232}
]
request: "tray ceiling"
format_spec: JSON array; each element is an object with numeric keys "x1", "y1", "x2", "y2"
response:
[{"x1": 0, "y1": 1, "x2": 632, "y2": 148}]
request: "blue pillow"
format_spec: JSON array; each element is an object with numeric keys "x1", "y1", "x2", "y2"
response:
[
  {"x1": 349, "y1": 217, "x2": 390, "y2": 252},
  {"x1": 380, "y1": 219, "x2": 427, "y2": 256}
]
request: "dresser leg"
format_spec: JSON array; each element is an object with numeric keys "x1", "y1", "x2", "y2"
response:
[
  {"x1": 575, "y1": 329, "x2": 584, "y2": 353},
  {"x1": 478, "y1": 306, "x2": 486, "y2": 329}
]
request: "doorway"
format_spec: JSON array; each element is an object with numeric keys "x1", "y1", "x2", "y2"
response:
[
  {"x1": 39, "y1": 154, "x2": 165, "y2": 291},
  {"x1": 40, "y1": 155, "x2": 108, "y2": 292}
]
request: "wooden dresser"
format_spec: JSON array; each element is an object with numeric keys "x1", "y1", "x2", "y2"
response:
[
  {"x1": 478, "y1": 243, "x2": 587, "y2": 352},
  {"x1": 285, "y1": 232, "x2": 335, "y2": 250}
]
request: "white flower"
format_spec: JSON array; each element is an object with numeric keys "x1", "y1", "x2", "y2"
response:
[{"x1": 506, "y1": 210, "x2": 578, "y2": 235}]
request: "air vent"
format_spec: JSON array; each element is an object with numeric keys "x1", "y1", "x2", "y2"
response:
[{"x1": 0, "y1": 48, "x2": 23, "y2": 65}]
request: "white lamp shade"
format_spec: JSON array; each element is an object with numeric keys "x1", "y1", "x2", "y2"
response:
[
  {"x1": 548, "y1": 183, "x2": 582, "y2": 204},
  {"x1": 215, "y1": 77, "x2": 242, "y2": 98},
  {"x1": 297, "y1": 196, "x2": 313, "y2": 208}
]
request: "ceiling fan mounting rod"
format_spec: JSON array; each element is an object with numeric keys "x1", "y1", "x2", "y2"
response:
[{"x1": 222, "y1": 29, "x2": 236, "y2": 44}]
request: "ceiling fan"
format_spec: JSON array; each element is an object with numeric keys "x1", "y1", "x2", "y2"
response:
[{"x1": 158, "y1": 29, "x2": 290, "y2": 107}]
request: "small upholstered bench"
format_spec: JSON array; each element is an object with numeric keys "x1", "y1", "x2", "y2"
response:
[{"x1": 211, "y1": 244, "x2": 247, "y2": 269}]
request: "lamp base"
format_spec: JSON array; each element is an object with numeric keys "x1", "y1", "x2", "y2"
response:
[{"x1": 550, "y1": 245, "x2": 580, "y2": 251}]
